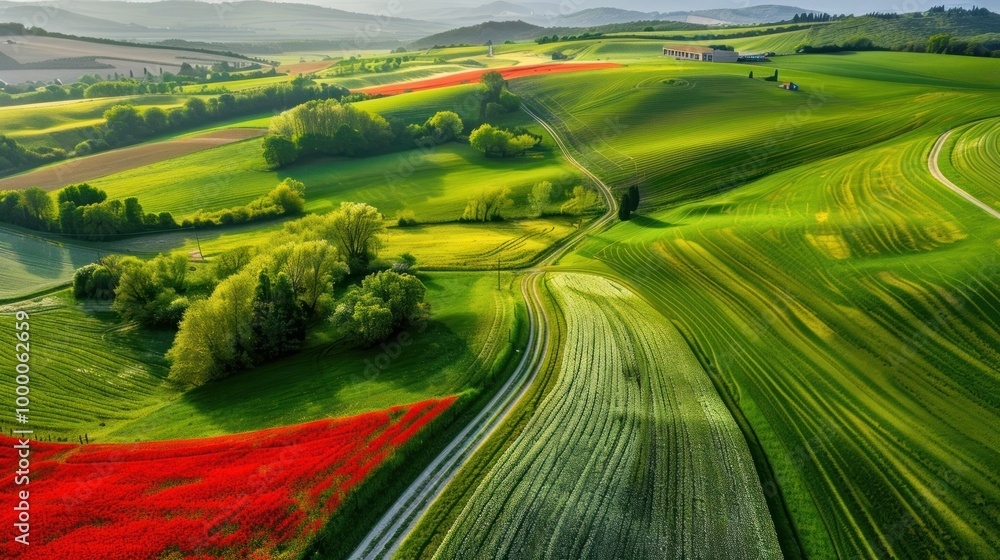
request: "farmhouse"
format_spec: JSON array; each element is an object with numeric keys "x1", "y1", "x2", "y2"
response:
[{"x1": 663, "y1": 45, "x2": 739, "y2": 63}]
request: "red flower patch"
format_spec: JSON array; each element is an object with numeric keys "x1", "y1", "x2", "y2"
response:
[{"x1": 0, "y1": 396, "x2": 456, "y2": 559}]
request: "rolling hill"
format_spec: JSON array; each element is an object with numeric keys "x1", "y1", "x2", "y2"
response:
[{"x1": 0, "y1": 0, "x2": 449, "y2": 42}]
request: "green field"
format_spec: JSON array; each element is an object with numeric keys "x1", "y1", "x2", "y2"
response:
[
  {"x1": 0, "y1": 272, "x2": 521, "y2": 441},
  {"x1": 87, "y1": 137, "x2": 580, "y2": 222},
  {"x1": 80, "y1": 85, "x2": 583, "y2": 224},
  {"x1": 513, "y1": 51, "x2": 1000, "y2": 558},
  {"x1": 0, "y1": 95, "x2": 188, "y2": 150},
  {"x1": 2, "y1": 37, "x2": 999, "y2": 560},
  {"x1": 434, "y1": 273, "x2": 780, "y2": 558},
  {"x1": 0, "y1": 227, "x2": 100, "y2": 300},
  {"x1": 940, "y1": 117, "x2": 1000, "y2": 209}
]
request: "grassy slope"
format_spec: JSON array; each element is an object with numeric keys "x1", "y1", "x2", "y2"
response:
[
  {"x1": 799, "y1": 12, "x2": 1000, "y2": 49},
  {"x1": 515, "y1": 52, "x2": 1000, "y2": 559},
  {"x1": 939, "y1": 116, "x2": 1000, "y2": 209},
  {"x1": 0, "y1": 226, "x2": 102, "y2": 300},
  {"x1": 434, "y1": 273, "x2": 779, "y2": 558},
  {"x1": 82, "y1": 85, "x2": 583, "y2": 222},
  {"x1": 0, "y1": 95, "x2": 187, "y2": 150},
  {"x1": 0, "y1": 292, "x2": 175, "y2": 436},
  {"x1": 0, "y1": 272, "x2": 520, "y2": 442}
]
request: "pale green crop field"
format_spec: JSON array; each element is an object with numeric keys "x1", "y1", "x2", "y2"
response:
[
  {"x1": 514, "y1": 52, "x2": 1000, "y2": 559},
  {"x1": 435, "y1": 272, "x2": 780, "y2": 559}
]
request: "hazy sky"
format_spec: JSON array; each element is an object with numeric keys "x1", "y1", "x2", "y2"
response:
[{"x1": 1, "y1": 0, "x2": 997, "y2": 20}]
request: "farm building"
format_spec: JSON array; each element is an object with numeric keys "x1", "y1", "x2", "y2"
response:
[{"x1": 663, "y1": 45, "x2": 739, "y2": 63}]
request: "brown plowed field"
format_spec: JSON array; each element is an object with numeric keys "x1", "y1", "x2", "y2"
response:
[{"x1": 0, "y1": 128, "x2": 266, "y2": 191}]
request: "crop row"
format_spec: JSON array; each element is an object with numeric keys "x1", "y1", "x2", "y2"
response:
[
  {"x1": 435, "y1": 273, "x2": 779, "y2": 559},
  {"x1": 591, "y1": 131, "x2": 1000, "y2": 558}
]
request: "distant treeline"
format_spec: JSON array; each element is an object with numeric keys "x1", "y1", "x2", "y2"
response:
[
  {"x1": 0, "y1": 179, "x2": 306, "y2": 240},
  {"x1": 0, "y1": 79, "x2": 348, "y2": 178}
]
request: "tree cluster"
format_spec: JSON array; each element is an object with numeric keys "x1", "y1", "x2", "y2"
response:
[
  {"x1": 535, "y1": 32, "x2": 603, "y2": 44},
  {"x1": 405, "y1": 111, "x2": 465, "y2": 145},
  {"x1": 0, "y1": 135, "x2": 66, "y2": 177},
  {"x1": 469, "y1": 124, "x2": 542, "y2": 158},
  {"x1": 263, "y1": 99, "x2": 394, "y2": 167},
  {"x1": 478, "y1": 71, "x2": 520, "y2": 119},
  {"x1": 462, "y1": 188, "x2": 513, "y2": 222},
  {"x1": 792, "y1": 13, "x2": 834, "y2": 22},
  {"x1": 561, "y1": 186, "x2": 602, "y2": 216},
  {"x1": 332, "y1": 271, "x2": 428, "y2": 346},
  {"x1": 0, "y1": 183, "x2": 178, "y2": 238},
  {"x1": 74, "y1": 253, "x2": 191, "y2": 327},
  {"x1": 183, "y1": 179, "x2": 306, "y2": 229}
]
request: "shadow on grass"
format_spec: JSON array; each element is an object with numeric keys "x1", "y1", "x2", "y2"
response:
[
  {"x1": 122, "y1": 316, "x2": 480, "y2": 438},
  {"x1": 630, "y1": 215, "x2": 673, "y2": 229}
]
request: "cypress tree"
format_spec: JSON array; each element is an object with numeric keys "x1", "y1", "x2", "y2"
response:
[{"x1": 618, "y1": 193, "x2": 632, "y2": 221}]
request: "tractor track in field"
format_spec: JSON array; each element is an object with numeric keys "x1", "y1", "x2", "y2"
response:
[
  {"x1": 929, "y1": 129, "x2": 1000, "y2": 221},
  {"x1": 349, "y1": 101, "x2": 619, "y2": 560}
]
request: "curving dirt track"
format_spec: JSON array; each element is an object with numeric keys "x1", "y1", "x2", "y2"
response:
[
  {"x1": 0, "y1": 128, "x2": 266, "y2": 192},
  {"x1": 928, "y1": 129, "x2": 1000, "y2": 220},
  {"x1": 350, "y1": 96, "x2": 619, "y2": 560},
  {"x1": 356, "y1": 62, "x2": 621, "y2": 97}
]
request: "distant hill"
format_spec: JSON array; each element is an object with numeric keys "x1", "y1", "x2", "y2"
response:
[
  {"x1": 530, "y1": 4, "x2": 819, "y2": 26},
  {"x1": 411, "y1": 20, "x2": 546, "y2": 48},
  {"x1": 660, "y1": 5, "x2": 821, "y2": 25},
  {"x1": 0, "y1": 0, "x2": 449, "y2": 43},
  {"x1": 795, "y1": 8, "x2": 1000, "y2": 51}
]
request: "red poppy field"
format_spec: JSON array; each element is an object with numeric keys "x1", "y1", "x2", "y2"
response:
[
  {"x1": 0, "y1": 396, "x2": 456, "y2": 559},
  {"x1": 356, "y1": 62, "x2": 621, "y2": 96}
]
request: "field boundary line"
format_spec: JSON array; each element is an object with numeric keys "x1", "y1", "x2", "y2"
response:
[
  {"x1": 929, "y1": 129, "x2": 1000, "y2": 221},
  {"x1": 350, "y1": 102, "x2": 620, "y2": 559},
  {"x1": 349, "y1": 273, "x2": 550, "y2": 560}
]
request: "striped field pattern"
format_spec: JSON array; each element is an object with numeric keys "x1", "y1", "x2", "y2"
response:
[{"x1": 436, "y1": 273, "x2": 780, "y2": 559}]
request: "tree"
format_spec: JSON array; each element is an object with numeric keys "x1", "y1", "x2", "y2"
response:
[
  {"x1": 927, "y1": 33, "x2": 951, "y2": 54},
  {"x1": 628, "y1": 185, "x2": 640, "y2": 212},
  {"x1": 528, "y1": 181, "x2": 553, "y2": 217},
  {"x1": 103, "y1": 104, "x2": 145, "y2": 144},
  {"x1": 463, "y1": 188, "x2": 512, "y2": 222},
  {"x1": 332, "y1": 270, "x2": 428, "y2": 346},
  {"x1": 168, "y1": 269, "x2": 256, "y2": 384},
  {"x1": 323, "y1": 202, "x2": 386, "y2": 271},
  {"x1": 267, "y1": 178, "x2": 306, "y2": 214},
  {"x1": 150, "y1": 253, "x2": 188, "y2": 292},
  {"x1": 143, "y1": 106, "x2": 169, "y2": 134},
  {"x1": 424, "y1": 111, "x2": 464, "y2": 142},
  {"x1": 277, "y1": 240, "x2": 348, "y2": 316},
  {"x1": 250, "y1": 270, "x2": 305, "y2": 361},
  {"x1": 561, "y1": 186, "x2": 601, "y2": 215},
  {"x1": 341, "y1": 294, "x2": 394, "y2": 346},
  {"x1": 112, "y1": 265, "x2": 162, "y2": 324},
  {"x1": 262, "y1": 134, "x2": 300, "y2": 168},
  {"x1": 480, "y1": 70, "x2": 507, "y2": 103},
  {"x1": 58, "y1": 183, "x2": 106, "y2": 207},
  {"x1": 618, "y1": 193, "x2": 632, "y2": 221},
  {"x1": 20, "y1": 187, "x2": 54, "y2": 227},
  {"x1": 123, "y1": 197, "x2": 145, "y2": 232},
  {"x1": 361, "y1": 270, "x2": 427, "y2": 325},
  {"x1": 214, "y1": 246, "x2": 257, "y2": 279}
]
